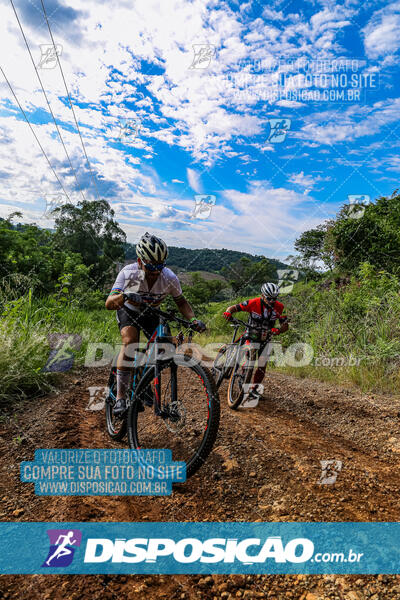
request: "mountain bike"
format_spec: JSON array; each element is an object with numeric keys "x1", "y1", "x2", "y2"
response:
[
  {"x1": 212, "y1": 318, "x2": 271, "y2": 410},
  {"x1": 105, "y1": 293, "x2": 220, "y2": 478}
]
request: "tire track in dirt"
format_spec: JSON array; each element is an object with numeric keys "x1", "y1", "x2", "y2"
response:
[
  {"x1": 1, "y1": 367, "x2": 400, "y2": 598},
  {"x1": 220, "y1": 379, "x2": 400, "y2": 522}
]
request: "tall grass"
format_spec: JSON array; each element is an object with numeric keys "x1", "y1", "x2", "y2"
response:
[
  {"x1": 278, "y1": 263, "x2": 400, "y2": 393},
  {"x1": 2, "y1": 262, "x2": 399, "y2": 402},
  {"x1": 199, "y1": 263, "x2": 400, "y2": 394},
  {"x1": 0, "y1": 279, "x2": 118, "y2": 403}
]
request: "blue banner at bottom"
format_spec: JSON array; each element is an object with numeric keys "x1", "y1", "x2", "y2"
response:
[{"x1": 0, "y1": 522, "x2": 398, "y2": 574}]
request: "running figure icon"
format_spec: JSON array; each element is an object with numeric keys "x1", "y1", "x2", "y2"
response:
[
  {"x1": 42, "y1": 529, "x2": 82, "y2": 568},
  {"x1": 46, "y1": 531, "x2": 77, "y2": 566}
]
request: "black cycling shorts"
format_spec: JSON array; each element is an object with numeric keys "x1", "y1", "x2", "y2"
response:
[{"x1": 116, "y1": 305, "x2": 159, "y2": 339}]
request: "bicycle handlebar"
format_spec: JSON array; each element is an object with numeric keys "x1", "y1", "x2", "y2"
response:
[
  {"x1": 229, "y1": 316, "x2": 272, "y2": 333},
  {"x1": 122, "y1": 293, "x2": 203, "y2": 331}
]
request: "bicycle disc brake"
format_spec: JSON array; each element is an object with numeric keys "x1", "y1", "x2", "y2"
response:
[{"x1": 161, "y1": 400, "x2": 187, "y2": 432}]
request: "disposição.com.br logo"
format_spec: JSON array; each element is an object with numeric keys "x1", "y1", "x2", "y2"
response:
[{"x1": 42, "y1": 529, "x2": 82, "y2": 567}]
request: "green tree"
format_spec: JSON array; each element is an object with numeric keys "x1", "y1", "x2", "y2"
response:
[
  {"x1": 125, "y1": 244, "x2": 288, "y2": 276},
  {"x1": 183, "y1": 273, "x2": 225, "y2": 308},
  {"x1": 0, "y1": 213, "x2": 89, "y2": 293},
  {"x1": 292, "y1": 192, "x2": 400, "y2": 277},
  {"x1": 331, "y1": 194, "x2": 400, "y2": 274},
  {"x1": 294, "y1": 222, "x2": 334, "y2": 271},
  {"x1": 222, "y1": 257, "x2": 274, "y2": 294},
  {"x1": 52, "y1": 199, "x2": 126, "y2": 287}
]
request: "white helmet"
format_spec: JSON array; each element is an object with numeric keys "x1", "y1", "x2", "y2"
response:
[
  {"x1": 261, "y1": 282, "x2": 279, "y2": 299},
  {"x1": 136, "y1": 232, "x2": 168, "y2": 263}
]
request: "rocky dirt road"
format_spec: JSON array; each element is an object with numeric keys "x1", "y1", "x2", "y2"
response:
[{"x1": 1, "y1": 367, "x2": 400, "y2": 599}]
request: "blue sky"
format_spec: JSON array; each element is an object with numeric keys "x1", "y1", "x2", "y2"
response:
[{"x1": 0, "y1": 0, "x2": 399, "y2": 260}]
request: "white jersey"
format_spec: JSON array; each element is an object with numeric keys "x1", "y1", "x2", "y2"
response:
[{"x1": 110, "y1": 262, "x2": 183, "y2": 309}]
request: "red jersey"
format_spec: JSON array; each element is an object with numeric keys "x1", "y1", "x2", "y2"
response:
[{"x1": 238, "y1": 297, "x2": 287, "y2": 336}]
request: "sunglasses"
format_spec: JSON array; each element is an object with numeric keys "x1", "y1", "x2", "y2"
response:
[{"x1": 144, "y1": 262, "x2": 165, "y2": 272}]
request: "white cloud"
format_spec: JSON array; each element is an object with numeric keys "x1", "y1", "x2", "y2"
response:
[
  {"x1": 289, "y1": 171, "x2": 316, "y2": 188},
  {"x1": 298, "y1": 97, "x2": 400, "y2": 145},
  {"x1": 106, "y1": 181, "x2": 336, "y2": 258},
  {"x1": 1, "y1": 0, "x2": 360, "y2": 169},
  {"x1": 211, "y1": 182, "x2": 333, "y2": 257},
  {"x1": 0, "y1": 0, "x2": 394, "y2": 260},
  {"x1": 277, "y1": 99, "x2": 305, "y2": 109},
  {"x1": 363, "y1": 2, "x2": 400, "y2": 59},
  {"x1": 186, "y1": 167, "x2": 203, "y2": 193},
  {"x1": 152, "y1": 204, "x2": 179, "y2": 218}
]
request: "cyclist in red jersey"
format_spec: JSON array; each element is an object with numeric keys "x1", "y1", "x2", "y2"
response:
[{"x1": 222, "y1": 282, "x2": 289, "y2": 402}]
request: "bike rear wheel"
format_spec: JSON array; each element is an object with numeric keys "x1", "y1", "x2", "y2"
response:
[
  {"x1": 212, "y1": 344, "x2": 228, "y2": 388},
  {"x1": 105, "y1": 368, "x2": 127, "y2": 441},
  {"x1": 227, "y1": 345, "x2": 256, "y2": 410},
  {"x1": 127, "y1": 355, "x2": 220, "y2": 479}
]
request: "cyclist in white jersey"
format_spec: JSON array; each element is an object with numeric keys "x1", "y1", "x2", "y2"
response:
[{"x1": 105, "y1": 232, "x2": 205, "y2": 415}]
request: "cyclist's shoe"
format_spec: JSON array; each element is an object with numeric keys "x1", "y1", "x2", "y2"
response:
[
  {"x1": 242, "y1": 384, "x2": 263, "y2": 407},
  {"x1": 113, "y1": 397, "x2": 127, "y2": 416},
  {"x1": 247, "y1": 389, "x2": 261, "y2": 402}
]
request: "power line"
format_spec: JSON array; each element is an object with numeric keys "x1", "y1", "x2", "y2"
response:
[
  {"x1": 0, "y1": 63, "x2": 71, "y2": 201},
  {"x1": 9, "y1": 0, "x2": 86, "y2": 203},
  {"x1": 1, "y1": 34, "x2": 121, "y2": 280},
  {"x1": 40, "y1": 0, "x2": 101, "y2": 201},
  {"x1": 1, "y1": 62, "x2": 121, "y2": 276}
]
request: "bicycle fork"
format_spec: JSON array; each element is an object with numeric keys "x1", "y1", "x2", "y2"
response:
[
  {"x1": 153, "y1": 361, "x2": 161, "y2": 416},
  {"x1": 153, "y1": 360, "x2": 178, "y2": 419}
]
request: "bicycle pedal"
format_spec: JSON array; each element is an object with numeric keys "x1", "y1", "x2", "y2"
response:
[{"x1": 241, "y1": 394, "x2": 259, "y2": 408}]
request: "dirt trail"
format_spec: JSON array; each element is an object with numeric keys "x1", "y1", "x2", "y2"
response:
[{"x1": 1, "y1": 368, "x2": 400, "y2": 599}]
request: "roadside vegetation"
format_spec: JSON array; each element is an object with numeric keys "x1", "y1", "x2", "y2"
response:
[{"x1": 1, "y1": 192, "x2": 399, "y2": 402}]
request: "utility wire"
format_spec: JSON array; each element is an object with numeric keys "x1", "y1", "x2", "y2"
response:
[
  {"x1": 40, "y1": 0, "x2": 101, "y2": 201},
  {"x1": 10, "y1": 0, "x2": 86, "y2": 203},
  {"x1": 1, "y1": 40, "x2": 118, "y2": 284},
  {"x1": 0, "y1": 63, "x2": 71, "y2": 201}
]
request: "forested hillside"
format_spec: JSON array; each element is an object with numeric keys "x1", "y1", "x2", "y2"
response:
[
  {"x1": 2, "y1": 191, "x2": 400, "y2": 400},
  {"x1": 124, "y1": 243, "x2": 288, "y2": 275}
]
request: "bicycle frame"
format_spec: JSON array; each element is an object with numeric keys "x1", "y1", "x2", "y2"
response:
[
  {"x1": 128, "y1": 309, "x2": 193, "y2": 418},
  {"x1": 126, "y1": 316, "x2": 169, "y2": 417},
  {"x1": 106, "y1": 295, "x2": 209, "y2": 453},
  {"x1": 217, "y1": 319, "x2": 260, "y2": 377}
]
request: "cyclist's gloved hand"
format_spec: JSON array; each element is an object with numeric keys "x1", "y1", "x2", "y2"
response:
[
  {"x1": 271, "y1": 327, "x2": 280, "y2": 335},
  {"x1": 123, "y1": 292, "x2": 143, "y2": 305},
  {"x1": 190, "y1": 318, "x2": 206, "y2": 333},
  {"x1": 223, "y1": 311, "x2": 233, "y2": 321}
]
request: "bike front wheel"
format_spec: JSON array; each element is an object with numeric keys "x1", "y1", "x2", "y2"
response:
[
  {"x1": 127, "y1": 355, "x2": 220, "y2": 479},
  {"x1": 227, "y1": 345, "x2": 256, "y2": 410},
  {"x1": 212, "y1": 344, "x2": 231, "y2": 389},
  {"x1": 105, "y1": 367, "x2": 127, "y2": 441}
]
